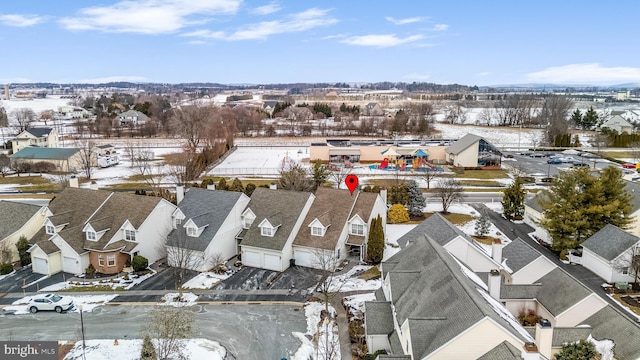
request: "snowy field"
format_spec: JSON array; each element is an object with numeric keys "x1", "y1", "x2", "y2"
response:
[{"x1": 208, "y1": 146, "x2": 310, "y2": 176}]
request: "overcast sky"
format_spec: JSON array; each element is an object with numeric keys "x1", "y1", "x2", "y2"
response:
[{"x1": 2, "y1": 0, "x2": 640, "y2": 86}]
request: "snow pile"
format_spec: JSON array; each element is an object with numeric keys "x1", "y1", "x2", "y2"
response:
[
  {"x1": 343, "y1": 293, "x2": 377, "y2": 321},
  {"x1": 587, "y1": 335, "x2": 615, "y2": 360},
  {"x1": 327, "y1": 265, "x2": 381, "y2": 292},
  {"x1": 182, "y1": 272, "x2": 231, "y2": 289},
  {"x1": 62, "y1": 338, "x2": 226, "y2": 360},
  {"x1": 456, "y1": 258, "x2": 488, "y2": 291},
  {"x1": 291, "y1": 301, "x2": 339, "y2": 360},
  {"x1": 40, "y1": 270, "x2": 157, "y2": 292},
  {"x1": 159, "y1": 292, "x2": 198, "y2": 307},
  {"x1": 4, "y1": 294, "x2": 117, "y2": 315}
]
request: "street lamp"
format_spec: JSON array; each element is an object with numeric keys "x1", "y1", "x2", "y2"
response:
[{"x1": 79, "y1": 304, "x2": 86, "y2": 360}]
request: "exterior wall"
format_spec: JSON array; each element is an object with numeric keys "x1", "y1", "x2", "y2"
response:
[
  {"x1": 426, "y1": 318, "x2": 525, "y2": 360},
  {"x1": 447, "y1": 142, "x2": 479, "y2": 167},
  {"x1": 126, "y1": 199, "x2": 177, "y2": 265},
  {"x1": 30, "y1": 247, "x2": 62, "y2": 275},
  {"x1": 241, "y1": 246, "x2": 285, "y2": 271},
  {"x1": 626, "y1": 211, "x2": 640, "y2": 237},
  {"x1": 581, "y1": 249, "x2": 616, "y2": 283},
  {"x1": 280, "y1": 194, "x2": 315, "y2": 271},
  {"x1": 309, "y1": 144, "x2": 447, "y2": 163},
  {"x1": 444, "y1": 237, "x2": 499, "y2": 272},
  {"x1": 504, "y1": 299, "x2": 539, "y2": 320},
  {"x1": 0, "y1": 209, "x2": 48, "y2": 263},
  {"x1": 50, "y1": 235, "x2": 87, "y2": 275},
  {"x1": 11, "y1": 129, "x2": 58, "y2": 153},
  {"x1": 203, "y1": 194, "x2": 250, "y2": 269},
  {"x1": 89, "y1": 251, "x2": 129, "y2": 274},
  {"x1": 555, "y1": 294, "x2": 607, "y2": 327},
  {"x1": 365, "y1": 334, "x2": 390, "y2": 355},
  {"x1": 511, "y1": 257, "x2": 556, "y2": 284},
  {"x1": 309, "y1": 146, "x2": 329, "y2": 162}
]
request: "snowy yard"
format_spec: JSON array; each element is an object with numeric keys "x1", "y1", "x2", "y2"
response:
[
  {"x1": 3, "y1": 294, "x2": 117, "y2": 315},
  {"x1": 63, "y1": 338, "x2": 227, "y2": 360}
]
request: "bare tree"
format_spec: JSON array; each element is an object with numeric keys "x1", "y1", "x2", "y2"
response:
[
  {"x1": 171, "y1": 104, "x2": 212, "y2": 148},
  {"x1": 78, "y1": 140, "x2": 97, "y2": 179},
  {"x1": 613, "y1": 247, "x2": 640, "y2": 284},
  {"x1": 433, "y1": 176, "x2": 463, "y2": 214},
  {"x1": 10, "y1": 108, "x2": 36, "y2": 134},
  {"x1": 143, "y1": 306, "x2": 194, "y2": 360},
  {"x1": 329, "y1": 166, "x2": 352, "y2": 189},
  {"x1": 127, "y1": 141, "x2": 166, "y2": 196},
  {"x1": 165, "y1": 230, "x2": 205, "y2": 291},
  {"x1": 422, "y1": 169, "x2": 441, "y2": 190},
  {"x1": 0, "y1": 107, "x2": 8, "y2": 127},
  {"x1": 279, "y1": 163, "x2": 314, "y2": 191},
  {"x1": 313, "y1": 250, "x2": 345, "y2": 360},
  {"x1": 0, "y1": 154, "x2": 10, "y2": 177},
  {"x1": 535, "y1": 95, "x2": 574, "y2": 145}
]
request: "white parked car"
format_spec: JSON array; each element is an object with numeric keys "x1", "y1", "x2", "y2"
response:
[{"x1": 28, "y1": 293, "x2": 74, "y2": 313}]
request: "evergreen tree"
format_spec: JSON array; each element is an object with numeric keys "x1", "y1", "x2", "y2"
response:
[
  {"x1": 311, "y1": 160, "x2": 330, "y2": 190},
  {"x1": 406, "y1": 180, "x2": 426, "y2": 218},
  {"x1": 475, "y1": 211, "x2": 491, "y2": 238},
  {"x1": 388, "y1": 185, "x2": 409, "y2": 205},
  {"x1": 554, "y1": 339, "x2": 597, "y2": 360},
  {"x1": 229, "y1": 178, "x2": 244, "y2": 192},
  {"x1": 502, "y1": 176, "x2": 526, "y2": 220},
  {"x1": 570, "y1": 109, "x2": 583, "y2": 128},
  {"x1": 140, "y1": 335, "x2": 157, "y2": 360},
  {"x1": 367, "y1": 215, "x2": 384, "y2": 263},
  {"x1": 217, "y1": 178, "x2": 229, "y2": 191},
  {"x1": 388, "y1": 204, "x2": 410, "y2": 224},
  {"x1": 16, "y1": 236, "x2": 31, "y2": 266},
  {"x1": 583, "y1": 106, "x2": 599, "y2": 130},
  {"x1": 244, "y1": 183, "x2": 256, "y2": 197},
  {"x1": 539, "y1": 167, "x2": 632, "y2": 251}
]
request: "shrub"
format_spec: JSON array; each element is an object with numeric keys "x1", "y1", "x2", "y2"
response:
[
  {"x1": 131, "y1": 255, "x2": 149, "y2": 272},
  {"x1": 517, "y1": 308, "x2": 541, "y2": 326},
  {"x1": 140, "y1": 335, "x2": 157, "y2": 360},
  {"x1": 363, "y1": 350, "x2": 387, "y2": 360},
  {"x1": 388, "y1": 204, "x2": 409, "y2": 224},
  {"x1": 16, "y1": 236, "x2": 31, "y2": 266},
  {"x1": 0, "y1": 262, "x2": 13, "y2": 275},
  {"x1": 559, "y1": 249, "x2": 568, "y2": 261},
  {"x1": 85, "y1": 264, "x2": 96, "y2": 278}
]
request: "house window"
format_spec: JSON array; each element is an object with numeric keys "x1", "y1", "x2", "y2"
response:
[
  {"x1": 45, "y1": 225, "x2": 55, "y2": 235},
  {"x1": 311, "y1": 226, "x2": 324, "y2": 236},
  {"x1": 622, "y1": 267, "x2": 630, "y2": 275},
  {"x1": 176, "y1": 218, "x2": 182, "y2": 225},
  {"x1": 187, "y1": 226, "x2": 197, "y2": 237},
  {"x1": 351, "y1": 223, "x2": 364, "y2": 236},
  {"x1": 242, "y1": 215, "x2": 255, "y2": 229},
  {"x1": 107, "y1": 254, "x2": 116, "y2": 267},
  {"x1": 125, "y1": 229, "x2": 136, "y2": 241},
  {"x1": 86, "y1": 231, "x2": 96, "y2": 241},
  {"x1": 261, "y1": 226, "x2": 273, "y2": 237},
  {"x1": 98, "y1": 254, "x2": 104, "y2": 267}
]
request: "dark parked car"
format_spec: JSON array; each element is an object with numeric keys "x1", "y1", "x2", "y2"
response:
[
  {"x1": 547, "y1": 158, "x2": 562, "y2": 164},
  {"x1": 572, "y1": 162, "x2": 590, "y2": 168}
]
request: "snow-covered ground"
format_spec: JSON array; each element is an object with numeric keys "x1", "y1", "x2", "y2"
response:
[
  {"x1": 63, "y1": 338, "x2": 227, "y2": 360},
  {"x1": 182, "y1": 272, "x2": 231, "y2": 289},
  {"x1": 39, "y1": 270, "x2": 157, "y2": 292},
  {"x1": 4, "y1": 294, "x2": 117, "y2": 315},
  {"x1": 291, "y1": 301, "x2": 339, "y2": 360},
  {"x1": 159, "y1": 292, "x2": 198, "y2": 307}
]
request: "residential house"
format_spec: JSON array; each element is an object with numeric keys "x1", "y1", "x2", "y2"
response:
[
  {"x1": 95, "y1": 144, "x2": 116, "y2": 156},
  {"x1": 28, "y1": 188, "x2": 176, "y2": 275},
  {"x1": 445, "y1": 133, "x2": 501, "y2": 168},
  {"x1": 580, "y1": 224, "x2": 640, "y2": 283},
  {"x1": 117, "y1": 110, "x2": 149, "y2": 127},
  {"x1": 10, "y1": 147, "x2": 82, "y2": 173},
  {"x1": 601, "y1": 114, "x2": 633, "y2": 134},
  {"x1": 500, "y1": 238, "x2": 556, "y2": 285},
  {"x1": 0, "y1": 201, "x2": 50, "y2": 263},
  {"x1": 622, "y1": 109, "x2": 640, "y2": 124},
  {"x1": 238, "y1": 187, "x2": 314, "y2": 272},
  {"x1": 365, "y1": 232, "x2": 536, "y2": 359},
  {"x1": 166, "y1": 187, "x2": 250, "y2": 271},
  {"x1": 362, "y1": 102, "x2": 384, "y2": 117},
  {"x1": 292, "y1": 188, "x2": 386, "y2": 268},
  {"x1": 56, "y1": 106, "x2": 92, "y2": 120},
  {"x1": 11, "y1": 127, "x2": 59, "y2": 153}
]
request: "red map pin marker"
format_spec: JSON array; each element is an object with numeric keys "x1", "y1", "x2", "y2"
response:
[{"x1": 345, "y1": 174, "x2": 359, "y2": 195}]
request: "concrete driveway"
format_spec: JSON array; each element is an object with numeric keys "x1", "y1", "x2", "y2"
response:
[{"x1": 0, "y1": 267, "x2": 76, "y2": 303}]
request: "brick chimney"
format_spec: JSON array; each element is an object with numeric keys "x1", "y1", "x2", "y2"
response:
[{"x1": 521, "y1": 342, "x2": 540, "y2": 360}]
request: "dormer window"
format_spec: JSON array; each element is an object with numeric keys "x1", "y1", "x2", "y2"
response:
[
  {"x1": 312, "y1": 225, "x2": 324, "y2": 236},
  {"x1": 242, "y1": 210, "x2": 256, "y2": 229},
  {"x1": 187, "y1": 226, "x2": 198, "y2": 237},
  {"x1": 350, "y1": 223, "x2": 364, "y2": 236},
  {"x1": 124, "y1": 229, "x2": 136, "y2": 241},
  {"x1": 261, "y1": 226, "x2": 273, "y2": 237},
  {"x1": 45, "y1": 224, "x2": 55, "y2": 235},
  {"x1": 87, "y1": 231, "x2": 96, "y2": 241}
]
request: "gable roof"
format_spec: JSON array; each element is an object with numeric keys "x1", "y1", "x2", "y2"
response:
[
  {"x1": 294, "y1": 188, "x2": 357, "y2": 250},
  {"x1": 579, "y1": 306, "x2": 640, "y2": 360},
  {"x1": 582, "y1": 224, "x2": 640, "y2": 261},
  {"x1": 524, "y1": 193, "x2": 544, "y2": 213},
  {"x1": 10, "y1": 147, "x2": 79, "y2": 160},
  {"x1": 25, "y1": 127, "x2": 53, "y2": 138},
  {"x1": 0, "y1": 201, "x2": 44, "y2": 239},
  {"x1": 533, "y1": 268, "x2": 592, "y2": 315},
  {"x1": 364, "y1": 301, "x2": 394, "y2": 335},
  {"x1": 502, "y1": 238, "x2": 543, "y2": 274},
  {"x1": 376, "y1": 233, "x2": 532, "y2": 359},
  {"x1": 119, "y1": 109, "x2": 149, "y2": 122},
  {"x1": 401, "y1": 212, "x2": 472, "y2": 247},
  {"x1": 477, "y1": 341, "x2": 522, "y2": 360},
  {"x1": 446, "y1": 133, "x2": 483, "y2": 155},
  {"x1": 240, "y1": 188, "x2": 313, "y2": 251},
  {"x1": 167, "y1": 188, "x2": 245, "y2": 252},
  {"x1": 603, "y1": 114, "x2": 633, "y2": 127},
  {"x1": 351, "y1": 191, "x2": 378, "y2": 222}
]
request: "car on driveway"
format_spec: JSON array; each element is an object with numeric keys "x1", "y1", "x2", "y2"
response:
[
  {"x1": 547, "y1": 158, "x2": 562, "y2": 164},
  {"x1": 28, "y1": 293, "x2": 74, "y2": 313},
  {"x1": 622, "y1": 163, "x2": 637, "y2": 169},
  {"x1": 572, "y1": 162, "x2": 590, "y2": 168}
]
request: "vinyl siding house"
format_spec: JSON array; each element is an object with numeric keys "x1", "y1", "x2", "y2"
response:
[
  {"x1": 0, "y1": 201, "x2": 50, "y2": 263},
  {"x1": 28, "y1": 188, "x2": 176, "y2": 276},
  {"x1": 117, "y1": 110, "x2": 150, "y2": 126},
  {"x1": 10, "y1": 147, "x2": 83, "y2": 173},
  {"x1": 445, "y1": 133, "x2": 501, "y2": 169},
  {"x1": 580, "y1": 224, "x2": 640, "y2": 283},
  {"x1": 292, "y1": 188, "x2": 386, "y2": 268},
  {"x1": 238, "y1": 188, "x2": 314, "y2": 272},
  {"x1": 11, "y1": 127, "x2": 59, "y2": 153},
  {"x1": 601, "y1": 115, "x2": 633, "y2": 134},
  {"x1": 166, "y1": 188, "x2": 250, "y2": 271}
]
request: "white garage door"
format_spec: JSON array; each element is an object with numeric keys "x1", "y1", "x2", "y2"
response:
[
  {"x1": 264, "y1": 254, "x2": 281, "y2": 271},
  {"x1": 243, "y1": 251, "x2": 261, "y2": 268},
  {"x1": 294, "y1": 249, "x2": 314, "y2": 268},
  {"x1": 33, "y1": 257, "x2": 48, "y2": 275},
  {"x1": 63, "y1": 256, "x2": 77, "y2": 274}
]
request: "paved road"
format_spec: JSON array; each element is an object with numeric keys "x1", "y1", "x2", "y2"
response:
[
  {"x1": 473, "y1": 204, "x2": 639, "y2": 322},
  {"x1": 0, "y1": 304, "x2": 307, "y2": 360}
]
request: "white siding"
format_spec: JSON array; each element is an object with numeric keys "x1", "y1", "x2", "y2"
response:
[
  {"x1": 203, "y1": 194, "x2": 250, "y2": 266},
  {"x1": 129, "y1": 199, "x2": 177, "y2": 264},
  {"x1": 294, "y1": 248, "x2": 314, "y2": 268},
  {"x1": 264, "y1": 253, "x2": 281, "y2": 271},
  {"x1": 32, "y1": 257, "x2": 48, "y2": 275},
  {"x1": 556, "y1": 294, "x2": 607, "y2": 327},
  {"x1": 444, "y1": 237, "x2": 498, "y2": 272},
  {"x1": 511, "y1": 257, "x2": 556, "y2": 284},
  {"x1": 581, "y1": 249, "x2": 615, "y2": 283},
  {"x1": 243, "y1": 250, "x2": 261, "y2": 268}
]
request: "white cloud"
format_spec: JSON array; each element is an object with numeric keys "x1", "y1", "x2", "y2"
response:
[
  {"x1": 0, "y1": 14, "x2": 44, "y2": 27},
  {"x1": 527, "y1": 63, "x2": 640, "y2": 84},
  {"x1": 322, "y1": 33, "x2": 347, "y2": 40},
  {"x1": 59, "y1": 0, "x2": 241, "y2": 34},
  {"x1": 385, "y1": 16, "x2": 426, "y2": 25},
  {"x1": 251, "y1": 2, "x2": 282, "y2": 15},
  {"x1": 404, "y1": 73, "x2": 431, "y2": 80},
  {"x1": 340, "y1": 34, "x2": 424, "y2": 48},
  {"x1": 77, "y1": 76, "x2": 148, "y2": 83},
  {"x1": 183, "y1": 8, "x2": 337, "y2": 41},
  {"x1": 477, "y1": 72, "x2": 490, "y2": 77},
  {"x1": 433, "y1": 23, "x2": 448, "y2": 31}
]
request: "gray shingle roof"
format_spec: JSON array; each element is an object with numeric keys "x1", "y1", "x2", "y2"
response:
[
  {"x1": 552, "y1": 327, "x2": 592, "y2": 347},
  {"x1": 445, "y1": 133, "x2": 482, "y2": 155},
  {"x1": 625, "y1": 180, "x2": 640, "y2": 213},
  {"x1": 167, "y1": 188, "x2": 244, "y2": 252},
  {"x1": 502, "y1": 238, "x2": 542, "y2": 274},
  {"x1": 477, "y1": 341, "x2": 522, "y2": 360},
  {"x1": 535, "y1": 268, "x2": 592, "y2": 316},
  {"x1": 401, "y1": 212, "x2": 471, "y2": 247},
  {"x1": 580, "y1": 306, "x2": 640, "y2": 360},
  {"x1": 500, "y1": 284, "x2": 542, "y2": 300},
  {"x1": 25, "y1": 127, "x2": 53, "y2": 138},
  {"x1": 10, "y1": 147, "x2": 79, "y2": 160},
  {"x1": 581, "y1": 224, "x2": 640, "y2": 261},
  {"x1": 524, "y1": 193, "x2": 544, "y2": 213},
  {"x1": 0, "y1": 201, "x2": 43, "y2": 239},
  {"x1": 364, "y1": 301, "x2": 394, "y2": 335},
  {"x1": 240, "y1": 188, "x2": 313, "y2": 251}
]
